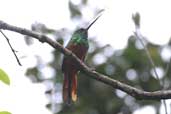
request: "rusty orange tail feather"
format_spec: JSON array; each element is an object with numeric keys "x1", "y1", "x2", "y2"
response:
[
  {"x1": 63, "y1": 73, "x2": 69, "y2": 103},
  {"x1": 71, "y1": 74, "x2": 77, "y2": 101},
  {"x1": 63, "y1": 71, "x2": 77, "y2": 104}
]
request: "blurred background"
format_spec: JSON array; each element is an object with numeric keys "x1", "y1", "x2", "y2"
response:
[{"x1": 0, "y1": 0, "x2": 171, "y2": 114}]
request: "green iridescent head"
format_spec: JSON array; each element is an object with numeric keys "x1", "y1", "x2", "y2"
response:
[
  {"x1": 70, "y1": 14, "x2": 102, "y2": 47},
  {"x1": 73, "y1": 28, "x2": 88, "y2": 39}
]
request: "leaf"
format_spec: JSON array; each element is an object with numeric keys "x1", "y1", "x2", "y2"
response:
[
  {"x1": 0, "y1": 111, "x2": 11, "y2": 114},
  {"x1": 132, "y1": 12, "x2": 140, "y2": 28},
  {"x1": 69, "y1": 1, "x2": 81, "y2": 18},
  {"x1": 0, "y1": 68, "x2": 10, "y2": 85}
]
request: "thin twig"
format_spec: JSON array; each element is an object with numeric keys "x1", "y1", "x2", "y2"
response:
[
  {"x1": 163, "y1": 100, "x2": 168, "y2": 114},
  {"x1": 134, "y1": 31, "x2": 161, "y2": 84},
  {"x1": 0, "y1": 30, "x2": 21, "y2": 66},
  {"x1": 163, "y1": 51, "x2": 171, "y2": 87},
  {"x1": 161, "y1": 47, "x2": 171, "y2": 114},
  {"x1": 134, "y1": 29, "x2": 168, "y2": 114},
  {"x1": 132, "y1": 12, "x2": 168, "y2": 114}
]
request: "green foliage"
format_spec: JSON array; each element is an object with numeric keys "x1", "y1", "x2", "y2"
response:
[
  {"x1": 0, "y1": 111, "x2": 11, "y2": 114},
  {"x1": 0, "y1": 68, "x2": 10, "y2": 85}
]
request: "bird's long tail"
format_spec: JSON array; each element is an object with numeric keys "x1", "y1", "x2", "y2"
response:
[{"x1": 63, "y1": 71, "x2": 77, "y2": 104}]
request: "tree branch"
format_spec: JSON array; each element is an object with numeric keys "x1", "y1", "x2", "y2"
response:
[
  {"x1": 0, "y1": 30, "x2": 22, "y2": 66},
  {"x1": 0, "y1": 20, "x2": 171, "y2": 100}
]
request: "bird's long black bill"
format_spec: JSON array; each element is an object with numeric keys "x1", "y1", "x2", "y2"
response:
[{"x1": 86, "y1": 11, "x2": 104, "y2": 30}]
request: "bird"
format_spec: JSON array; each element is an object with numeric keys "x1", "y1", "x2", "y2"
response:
[{"x1": 61, "y1": 15, "x2": 101, "y2": 104}]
